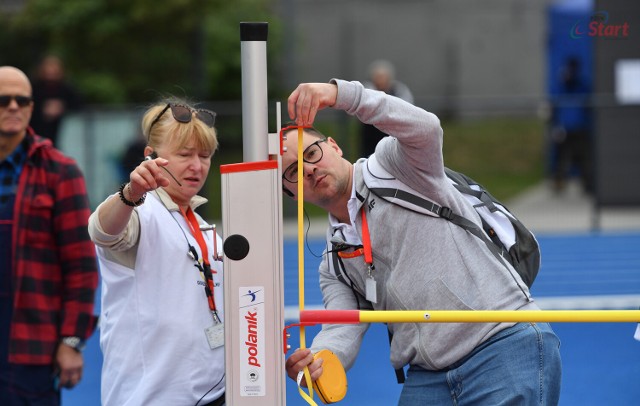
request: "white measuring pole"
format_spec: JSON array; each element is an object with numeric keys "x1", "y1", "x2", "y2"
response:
[{"x1": 221, "y1": 22, "x2": 286, "y2": 405}]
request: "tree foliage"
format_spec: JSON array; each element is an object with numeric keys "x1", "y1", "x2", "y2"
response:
[{"x1": 0, "y1": 0, "x2": 283, "y2": 103}]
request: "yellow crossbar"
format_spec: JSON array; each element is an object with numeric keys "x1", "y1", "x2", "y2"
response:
[
  {"x1": 360, "y1": 310, "x2": 640, "y2": 323},
  {"x1": 300, "y1": 309, "x2": 640, "y2": 324}
]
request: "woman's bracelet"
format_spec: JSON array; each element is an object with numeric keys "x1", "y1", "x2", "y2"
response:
[{"x1": 118, "y1": 183, "x2": 146, "y2": 207}]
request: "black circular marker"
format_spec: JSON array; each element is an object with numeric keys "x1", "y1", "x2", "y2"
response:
[{"x1": 223, "y1": 234, "x2": 250, "y2": 261}]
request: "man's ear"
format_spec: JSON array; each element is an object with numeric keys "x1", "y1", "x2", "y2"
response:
[{"x1": 326, "y1": 136, "x2": 343, "y2": 157}]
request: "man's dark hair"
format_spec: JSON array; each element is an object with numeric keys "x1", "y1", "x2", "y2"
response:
[{"x1": 282, "y1": 123, "x2": 326, "y2": 139}]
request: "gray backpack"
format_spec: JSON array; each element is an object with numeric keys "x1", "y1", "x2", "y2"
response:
[{"x1": 361, "y1": 156, "x2": 540, "y2": 288}]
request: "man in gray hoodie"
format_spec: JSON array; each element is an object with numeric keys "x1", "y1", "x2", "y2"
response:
[{"x1": 282, "y1": 79, "x2": 562, "y2": 405}]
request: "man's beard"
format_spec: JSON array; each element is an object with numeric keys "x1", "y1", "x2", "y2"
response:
[{"x1": 313, "y1": 173, "x2": 347, "y2": 208}]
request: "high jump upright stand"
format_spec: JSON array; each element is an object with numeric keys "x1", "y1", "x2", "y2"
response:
[{"x1": 220, "y1": 22, "x2": 287, "y2": 405}]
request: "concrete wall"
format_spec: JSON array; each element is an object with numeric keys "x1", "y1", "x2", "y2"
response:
[{"x1": 279, "y1": 0, "x2": 552, "y2": 115}]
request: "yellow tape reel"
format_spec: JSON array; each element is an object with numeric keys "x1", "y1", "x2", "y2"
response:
[{"x1": 312, "y1": 349, "x2": 348, "y2": 404}]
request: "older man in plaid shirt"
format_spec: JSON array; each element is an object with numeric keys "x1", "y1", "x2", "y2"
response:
[{"x1": 0, "y1": 65, "x2": 98, "y2": 405}]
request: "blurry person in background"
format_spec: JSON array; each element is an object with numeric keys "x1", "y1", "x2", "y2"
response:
[
  {"x1": 88, "y1": 100, "x2": 225, "y2": 406},
  {"x1": 119, "y1": 132, "x2": 148, "y2": 183},
  {"x1": 0, "y1": 66, "x2": 98, "y2": 405},
  {"x1": 549, "y1": 56, "x2": 593, "y2": 195},
  {"x1": 30, "y1": 55, "x2": 83, "y2": 147},
  {"x1": 360, "y1": 59, "x2": 414, "y2": 157}
]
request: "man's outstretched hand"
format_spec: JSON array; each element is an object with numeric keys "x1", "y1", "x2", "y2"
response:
[{"x1": 288, "y1": 82, "x2": 338, "y2": 126}]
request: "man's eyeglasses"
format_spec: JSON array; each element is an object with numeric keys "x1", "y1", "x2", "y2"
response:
[
  {"x1": 282, "y1": 139, "x2": 327, "y2": 183},
  {"x1": 148, "y1": 103, "x2": 216, "y2": 135},
  {"x1": 0, "y1": 95, "x2": 32, "y2": 108}
]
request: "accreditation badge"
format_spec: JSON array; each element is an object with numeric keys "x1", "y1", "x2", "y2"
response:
[{"x1": 205, "y1": 322, "x2": 224, "y2": 350}]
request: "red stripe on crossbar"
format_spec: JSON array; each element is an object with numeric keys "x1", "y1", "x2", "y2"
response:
[{"x1": 300, "y1": 310, "x2": 360, "y2": 324}]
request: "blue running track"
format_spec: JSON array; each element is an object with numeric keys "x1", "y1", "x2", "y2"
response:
[{"x1": 64, "y1": 232, "x2": 640, "y2": 405}]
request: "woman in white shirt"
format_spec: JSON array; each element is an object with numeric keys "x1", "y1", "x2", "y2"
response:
[{"x1": 89, "y1": 100, "x2": 225, "y2": 406}]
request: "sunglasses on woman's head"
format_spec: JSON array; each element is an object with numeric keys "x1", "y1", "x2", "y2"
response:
[
  {"x1": 0, "y1": 95, "x2": 32, "y2": 108},
  {"x1": 148, "y1": 103, "x2": 216, "y2": 135}
]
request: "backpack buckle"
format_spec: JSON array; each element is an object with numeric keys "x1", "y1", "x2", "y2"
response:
[{"x1": 439, "y1": 206, "x2": 453, "y2": 220}]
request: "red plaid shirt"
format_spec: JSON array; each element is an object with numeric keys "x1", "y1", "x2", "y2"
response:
[{"x1": 9, "y1": 129, "x2": 98, "y2": 364}]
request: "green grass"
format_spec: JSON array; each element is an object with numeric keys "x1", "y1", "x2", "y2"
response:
[
  {"x1": 201, "y1": 116, "x2": 546, "y2": 222},
  {"x1": 441, "y1": 116, "x2": 546, "y2": 202}
]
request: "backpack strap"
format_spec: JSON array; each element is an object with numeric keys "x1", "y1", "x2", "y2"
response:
[
  {"x1": 328, "y1": 230, "x2": 367, "y2": 309},
  {"x1": 330, "y1": 244, "x2": 349, "y2": 286},
  {"x1": 369, "y1": 186, "x2": 499, "y2": 255},
  {"x1": 450, "y1": 183, "x2": 498, "y2": 212},
  {"x1": 367, "y1": 186, "x2": 529, "y2": 298},
  {"x1": 366, "y1": 187, "x2": 449, "y2": 217},
  {"x1": 388, "y1": 327, "x2": 406, "y2": 384},
  {"x1": 444, "y1": 168, "x2": 499, "y2": 212}
]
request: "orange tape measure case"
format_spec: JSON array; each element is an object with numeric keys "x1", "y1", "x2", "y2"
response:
[{"x1": 312, "y1": 349, "x2": 348, "y2": 404}]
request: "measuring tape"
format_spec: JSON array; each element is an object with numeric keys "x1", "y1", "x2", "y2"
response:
[{"x1": 294, "y1": 127, "x2": 348, "y2": 405}]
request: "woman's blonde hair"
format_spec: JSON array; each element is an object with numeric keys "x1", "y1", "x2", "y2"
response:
[{"x1": 141, "y1": 99, "x2": 218, "y2": 155}]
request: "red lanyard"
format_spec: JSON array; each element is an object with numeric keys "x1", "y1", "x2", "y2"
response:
[
  {"x1": 360, "y1": 208, "x2": 374, "y2": 267},
  {"x1": 334, "y1": 209, "x2": 373, "y2": 265},
  {"x1": 180, "y1": 207, "x2": 218, "y2": 316},
  {"x1": 181, "y1": 207, "x2": 211, "y2": 267},
  {"x1": 361, "y1": 208, "x2": 377, "y2": 303}
]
